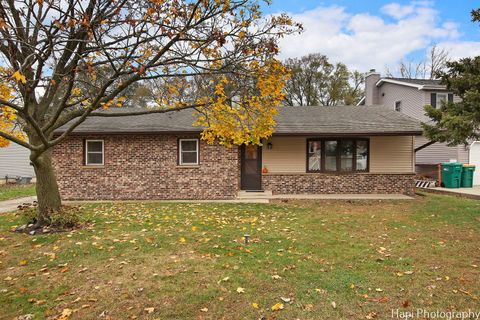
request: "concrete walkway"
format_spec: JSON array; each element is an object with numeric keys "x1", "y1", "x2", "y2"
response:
[
  {"x1": 0, "y1": 196, "x2": 37, "y2": 213},
  {"x1": 429, "y1": 186, "x2": 480, "y2": 200},
  {"x1": 0, "y1": 194, "x2": 413, "y2": 213},
  {"x1": 270, "y1": 194, "x2": 414, "y2": 200}
]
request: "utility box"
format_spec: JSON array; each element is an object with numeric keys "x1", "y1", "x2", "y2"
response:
[
  {"x1": 441, "y1": 163, "x2": 463, "y2": 188},
  {"x1": 461, "y1": 165, "x2": 476, "y2": 188}
]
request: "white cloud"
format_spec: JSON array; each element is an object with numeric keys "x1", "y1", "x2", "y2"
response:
[
  {"x1": 436, "y1": 41, "x2": 480, "y2": 60},
  {"x1": 381, "y1": 3, "x2": 415, "y2": 20},
  {"x1": 277, "y1": 2, "x2": 475, "y2": 73}
]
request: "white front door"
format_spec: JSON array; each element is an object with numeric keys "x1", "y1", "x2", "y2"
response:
[{"x1": 470, "y1": 142, "x2": 480, "y2": 186}]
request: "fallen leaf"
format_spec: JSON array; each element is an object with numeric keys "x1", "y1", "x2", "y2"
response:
[
  {"x1": 58, "y1": 308, "x2": 73, "y2": 320},
  {"x1": 271, "y1": 303, "x2": 284, "y2": 311},
  {"x1": 236, "y1": 287, "x2": 245, "y2": 293},
  {"x1": 331, "y1": 301, "x2": 337, "y2": 309},
  {"x1": 252, "y1": 302, "x2": 259, "y2": 309},
  {"x1": 144, "y1": 307, "x2": 155, "y2": 314},
  {"x1": 200, "y1": 307, "x2": 208, "y2": 312},
  {"x1": 303, "y1": 304, "x2": 314, "y2": 311}
]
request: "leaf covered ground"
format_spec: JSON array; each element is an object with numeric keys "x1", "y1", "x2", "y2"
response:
[{"x1": 0, "y1": 193, "x2": 479, "y2": 319}]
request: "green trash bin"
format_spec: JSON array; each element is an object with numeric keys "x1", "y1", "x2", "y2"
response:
[
  {"x1": 461, "y1": 165, "x2": 476, "y2": 188},
  {"x1": 441, "y1": 162, "x2": 463, "y2": 188}
]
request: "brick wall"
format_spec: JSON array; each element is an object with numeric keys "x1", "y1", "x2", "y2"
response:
[
  {"x1": 262, "y1": 173, "x2": 415, "y2": 196},
  {"x1": 52, "y1": 134, "x2": 240, "y2": 200}
]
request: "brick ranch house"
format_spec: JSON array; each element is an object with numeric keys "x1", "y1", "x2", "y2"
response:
[{"x1": 52, "y1": 106, "x2": 422, "y2": 200}]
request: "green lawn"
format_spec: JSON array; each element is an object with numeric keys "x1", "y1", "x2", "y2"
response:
[
  {"x1": 0, "y1": 193, "x2": 479, "y2": 319},
  {"x1": 0, "y1": 184, "x2": 36, "y2": 201}
]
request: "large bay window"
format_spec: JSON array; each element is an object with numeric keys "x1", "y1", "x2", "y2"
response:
[{"x1": 307, "y1": 138, "x2": 369, "y2": 173}]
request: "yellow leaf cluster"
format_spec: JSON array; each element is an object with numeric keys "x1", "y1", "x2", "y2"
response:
[
  {"x1": 0, "y1": 84, "x2": 24, "y2": 148},
  {"x1": 194, "y1": 59, "x2": 288, "y2": 147},
  {"x1": 12, "y1": 70, "x2": 26, "y2": 84}
]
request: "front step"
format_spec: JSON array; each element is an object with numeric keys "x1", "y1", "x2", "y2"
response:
[{"x1": 237, "y1": 190, "x2": 273, "y2": 199}]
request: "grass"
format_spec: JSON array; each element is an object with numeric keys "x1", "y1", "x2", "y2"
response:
[
  {"x1": 0, "y1": 184, "x2": 36, "y2": 201},
  {"x1": 0, "y1": 192, "x2": 479, "y2": 319}
]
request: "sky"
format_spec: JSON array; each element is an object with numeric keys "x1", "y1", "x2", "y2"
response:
[{"x1": 262, "y1": 0, "x2": 480, "y2": 74}]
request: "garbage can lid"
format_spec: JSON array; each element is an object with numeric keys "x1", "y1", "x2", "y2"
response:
[{"x1": 442, "y1": 162, "x2": 462, "y2": 166}]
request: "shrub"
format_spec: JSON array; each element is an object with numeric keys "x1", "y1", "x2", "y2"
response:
[{"x1": 19, "y1": 206, "x2": 82, "y2": 229}]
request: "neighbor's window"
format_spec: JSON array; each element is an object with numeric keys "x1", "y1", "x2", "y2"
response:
[
  {"x1": 307, "y1": 139, "x2": 369, "y2": 173},
  {"x1": 85, "y1": 140, "x2": 104, "y2": 165},
  {"x1": 179, "y1": 139, "x2": 199, "y2": 165},
  {"x1": 394, "y1": 101, "x2": 402, "y2": 112},
  {"x1": 431, "y1": 92, "x2": 453, "y2": 108},
  {"x1": 436, "y1": 93, "x2": 447, "y2": 105}
]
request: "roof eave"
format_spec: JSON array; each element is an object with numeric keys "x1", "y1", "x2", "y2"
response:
[
  {"x1": 376, "y1": 78, "x2": 423, "y2": 89},
  {"x1": 56, "y1": 130, "x2": 423, "y2": 137},
  {"x1": 272, "y1": 131, "x2": 423, "y2": 137},
  {"x1": 376, "y1": 78, "x2": 447, "y2": 91}
]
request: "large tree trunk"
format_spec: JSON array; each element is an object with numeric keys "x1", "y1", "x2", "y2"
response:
[{"x1": 31, "y1": 150, "x2": 62, "y2": 227}]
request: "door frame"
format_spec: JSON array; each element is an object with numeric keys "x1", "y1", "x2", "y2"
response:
[{"x1": 240, "y1": 145, "x2": 262, "y2": 191}]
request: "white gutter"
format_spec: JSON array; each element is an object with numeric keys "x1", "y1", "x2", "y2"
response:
[{"x1": 376, "y1": 78, "x2": 446, "y2": 91}]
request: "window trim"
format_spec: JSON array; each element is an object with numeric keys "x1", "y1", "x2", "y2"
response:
[
  {"x1": 306, "y1": 138, "x2": 370, "y2": 173},
  {"x1": 178, "y1": 138, "x2": 199, "y2": 166},
  {"x1": 85, "y1": 139, "x2": 104, "y2": 166}
]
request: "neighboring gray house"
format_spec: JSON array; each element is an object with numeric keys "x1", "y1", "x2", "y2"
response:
[
  {"x1": 0, "y1": 142, "x2": 34, "y2": 181},
  {"x1": 361, "y1": 70, "x2": 480, "y2": 185}
]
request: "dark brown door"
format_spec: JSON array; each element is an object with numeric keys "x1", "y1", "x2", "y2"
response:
[{"x1": 241, "y1": 145, "x2": 262, "y2": 190}]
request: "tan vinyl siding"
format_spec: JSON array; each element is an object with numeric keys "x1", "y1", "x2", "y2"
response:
[
  {"x1": 370, "y1": 136, "x2": 414, "y2": 173},
  {"x1": 263, "y1": 136, "x2": 415, "y2": 174},
  {"x1": 0, "y1": 142, "x2": 35, "y2": 177},
  {"x1": 262, "y1": 137, "x2": 306, "y2": 173}
]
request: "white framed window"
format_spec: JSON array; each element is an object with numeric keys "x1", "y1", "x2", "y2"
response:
[
  {"x1": 179, "y1": 139, "x2": 199, "y2": 165},
  {"x1": 85, "y1": 140, "x2": 104, "y2": 165},
  {"x1": 394, "y1": 100, "x2": 402, "y2": 112}
]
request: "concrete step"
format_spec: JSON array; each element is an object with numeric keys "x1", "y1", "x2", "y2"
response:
[{"x1": 237, "y1": 190, "x2": 273, "y2": 199}]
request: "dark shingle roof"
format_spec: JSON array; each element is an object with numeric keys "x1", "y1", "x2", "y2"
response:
[
  {"x1": 273, "y1": 106, "x2": 421, "y2": 135},
  {"x1": 57, "y1": 106, "x2": 422, "y2": 136}
]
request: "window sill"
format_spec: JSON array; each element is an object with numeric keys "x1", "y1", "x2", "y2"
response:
[
  {"x1": 263, "y1": 172, "x2": 415, "y2": 175},
  {"x1": 176, "y1": 165, "x2": 200, "y2": 168},
  {"x1": 82, "y1": 165, "x2": 105, "y2": 169}
]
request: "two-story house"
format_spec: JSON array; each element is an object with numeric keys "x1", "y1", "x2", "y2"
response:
[{"x1": 361, "y1": 69, "x2": 480, "y2": 185}]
